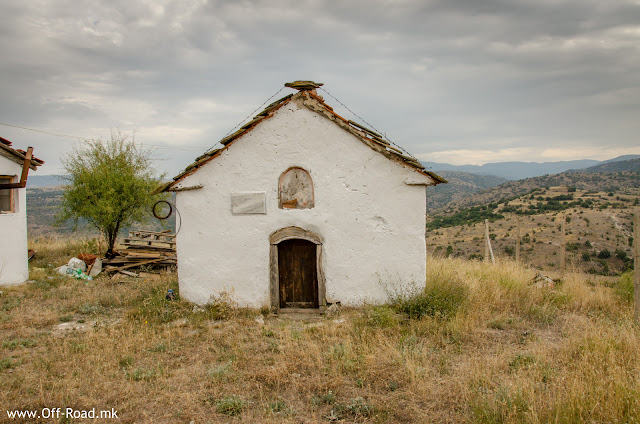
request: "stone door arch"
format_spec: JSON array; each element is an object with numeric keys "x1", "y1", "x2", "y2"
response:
[{"x1": 269, "y1": 226, "x2": 326, "y2": 313}]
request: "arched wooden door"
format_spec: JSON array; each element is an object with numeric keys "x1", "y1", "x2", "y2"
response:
[{"x1": 278, "y1": 239, "x2": 319, "y2": 308}]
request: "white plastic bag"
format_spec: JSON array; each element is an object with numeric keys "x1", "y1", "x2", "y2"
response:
[
  {"x1": 67, "y1": 257, "x2": 87, "y2": 272},
  {"x1": 56, "y1": 265, "x2": 69, "y2": 275}
]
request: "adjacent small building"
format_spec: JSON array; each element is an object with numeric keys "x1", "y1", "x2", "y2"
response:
[
  {"x1": 155, "y1": 81, "x2": 445, "y2": 312},
  {"x1": 0, "y1": 137, "x2": 44, "y2": 285}
]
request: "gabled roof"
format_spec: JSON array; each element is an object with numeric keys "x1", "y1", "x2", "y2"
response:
[
  {"x1": 154, "y1": 82, "x2": 446, "y2": 193},
  {"x1": 0, "y1": 136, "x2": 45, "y2": 170}
]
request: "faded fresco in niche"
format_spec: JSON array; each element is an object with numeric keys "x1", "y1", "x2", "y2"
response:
[{"x1": 278, "y1": 167, "x2": 314, "y2": 209}]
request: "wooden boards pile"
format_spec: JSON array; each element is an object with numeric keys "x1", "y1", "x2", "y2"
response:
[{"x1": 103, "y1": 230, "x2": 177, "y2": 276}]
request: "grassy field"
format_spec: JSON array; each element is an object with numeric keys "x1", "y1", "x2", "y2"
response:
[{"x1": 0, "y1": 238, "x2": 638, "y2": 423}]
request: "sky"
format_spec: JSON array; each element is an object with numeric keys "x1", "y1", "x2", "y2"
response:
[{"x1": 1, "y1": 0, "x2": 639, "y2": 176}]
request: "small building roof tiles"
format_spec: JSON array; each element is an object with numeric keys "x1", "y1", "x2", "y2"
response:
[
  {"x1": 0, "y1": 136, "x2": 44, "y2": 170},
  {"x1": 153, "y1": 82, "x2": 445, "y2": 193}
]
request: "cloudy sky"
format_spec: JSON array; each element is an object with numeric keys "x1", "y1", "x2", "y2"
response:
[{"x1": 1, "y1": 0, "x2": 639, "y2": 176}]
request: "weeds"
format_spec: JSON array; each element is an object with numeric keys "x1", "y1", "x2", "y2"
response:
[
  {"x1": 1, "y1": 239, "x2": 637, "y2": 422},
  {"x1": 208, "y1": 361, "x2": 233, "y2": 382},
  {"x1": 214, "y1": 395, "x2": 246, "y2": 416},
  {"x1": 127, "y1": 365, "x2": 162, "y2": 381},
  {"x1": 0, "y1": 357, "x2": 18, "y2": 370},
  {"x1": 1, "y1": 297, "x2": 21, "y2": 311},
  {"x1": 388, "y1": 277, "x2": 469, "y2": 319},
  {"x1": 615, "y1": 272, "x2": 633, "y2": 303},
  {"x1": 267, "y1": 399, "x2": 294, "y2": 415},
  {"x1": 311, "y1": 390, "x2": 336, "y2": 405},
  {"x1": 357, "y1": 305, "x2": 399, "y2": 327},
  {"x1": 2, "y1": 338, "x2": 36, "y2": 349},
  {"x1": 206, "y1": 290, "x2": 237, "y2": 320}
]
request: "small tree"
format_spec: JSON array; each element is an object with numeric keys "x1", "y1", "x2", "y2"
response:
[{"x1": 58, "y1": 131, "x2": 165, "y2": 254}]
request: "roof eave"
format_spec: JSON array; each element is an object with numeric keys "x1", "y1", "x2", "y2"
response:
[
  {"x1": 157, "y1": 85, "x2": 447, "y2": 192},
  {"x1": 0, "y1": 144, "x2": 44, "y2": 170},
  {"x1": 155, "y1": 94, "x2": 294, "y2": 193}
]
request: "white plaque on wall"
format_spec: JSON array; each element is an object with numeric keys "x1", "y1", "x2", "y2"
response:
[{"x1": 231, "y1": 192, "x2": 266, "y2": 214}]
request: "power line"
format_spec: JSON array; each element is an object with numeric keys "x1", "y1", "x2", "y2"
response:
[
  {"x1": 0, "y1": 122, "x2": 84, "y2": 140},
  {"x1": 317, "y1": 87, "x2": 417, "y2": 160},
  {"x1": 137, "y1": 143, "x2": 205, "y2": 151},
  {"x1": 0, "y1": 122, "x2": 209, "y2": 151},
  {"x1": 205, "y1": 86, "x2": 286, "y2": 153}
]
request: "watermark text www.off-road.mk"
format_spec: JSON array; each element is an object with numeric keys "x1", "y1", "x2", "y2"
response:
[{"x1": 6, "y1": 407, "x2": 119, "y2": 419}]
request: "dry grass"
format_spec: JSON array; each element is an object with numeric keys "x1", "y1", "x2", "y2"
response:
[
  {"x1": 0, "y1": 239, "x2": 638, "y2": 423},
  {"x1": 427, "y1": 187, "x2": 639, "y2": 275}
]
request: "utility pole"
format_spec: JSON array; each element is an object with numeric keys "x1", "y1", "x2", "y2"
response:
[
  {"x1": 634, "y1": 214, "x2": 639, "y2": 324},
  {"x1": 515, "y1": 217, "x2": 521, "y2": 264},
  {"x1": 560, "y1": 215, "x2": 566, "y2": 277},
  {"x1": 485, "y1": 219, "x2": 495, "y2": 264}
]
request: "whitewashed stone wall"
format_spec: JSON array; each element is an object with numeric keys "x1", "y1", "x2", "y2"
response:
[
  {"x1": 0, "y1": 156, "x2": 29, "y2": 286},
  {"x1": 175, "y1": 99, "x2": 433, "y2": 307}
]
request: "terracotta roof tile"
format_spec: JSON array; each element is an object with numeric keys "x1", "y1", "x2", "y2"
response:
[
  {"x1": 156, "y1": 84, "x2": 446, "y2": 192},
  {"x1": 0, "y1": 136, "x2": 44, "y2": 169}
]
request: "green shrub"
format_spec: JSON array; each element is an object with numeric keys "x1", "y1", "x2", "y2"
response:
[
  {"x1": 206, "y1": 290, "x2": 237, "y2": 320},
  {"x1": 597, "y1": 249, "x2": 611, "y2": 259},
  {"x1": 0, "y1": 357, "x2": 18, "y2": 370},
  {"x1": 389, "y1": 279, "x2": 469, "y2": 319},
  {"x1": 208, "y1": 361, "x2": 233, "y2": 382},
  {"x1": 615, "y1": 249, "x2": 628, "y2": 261},
  {"x1": 359, "y1": 305, "x2": 399, "y2": 328},
  {"x1": 2, "y1": 338, "x2": 36, "y2": 350},
  {"x1": 508, "y1": 353, "x2": 536, "y2": 371},
  {"x1": 615, "y1": 273, "x2": 633, "y2": 303},
  {"x1": 215, "y1": 395, "x2": 246, "y2": 416},
  {"x1": 311, "y1": 390, "x2": 336, "y2": 405},
  {"x1": 267, "y1": 399, "x2": 293, "y2": 415},
  {"x1": 1, "y1": 298, "x2": 21, "y2": 311},
  {"x1": 566, "y1": 243, "x2": 580, "y2": 252},
  {"x1": 127, "y1": 365, "x2": 161, "y2": 381},
  {"x1": 335, "y1": 396, "x2": 374, "y2": 418}
]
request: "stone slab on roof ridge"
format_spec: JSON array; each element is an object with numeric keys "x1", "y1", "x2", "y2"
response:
[{"x1": 155, "y1": 84, "x2": 445, "y2": 193}]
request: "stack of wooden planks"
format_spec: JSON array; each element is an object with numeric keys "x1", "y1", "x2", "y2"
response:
[{"x1": 103, "y1": 230, "x2": 177, "y2": 276}]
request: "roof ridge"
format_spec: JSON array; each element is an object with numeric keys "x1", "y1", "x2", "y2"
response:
[
  {"x1": 155, "y1": 86, "x2": 445, "y2": 193},
  {"x1": 297, "y1": 91, "x2": 444, "y2": 181}
]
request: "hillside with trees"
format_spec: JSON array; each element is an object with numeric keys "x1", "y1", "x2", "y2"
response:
[
  {"x1": 427, "y1": 182, "x2": 639, "y2": 275},
  {"x1": 426, "y1": 171, "x2": 508, "y2": 211},
  {"x1": 434, "y1": 171, "x2": 640, "y2": 213}
]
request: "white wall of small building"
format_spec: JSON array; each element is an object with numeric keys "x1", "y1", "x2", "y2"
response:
[
  {"x1": 0, "y1": 156, "x2": 29, "y2": 286},
  {"x1": 175, "y1": 99, "x2": 430, "y2": 307}
]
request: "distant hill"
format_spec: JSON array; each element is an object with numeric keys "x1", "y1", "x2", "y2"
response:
[
  {"x1": 426, "y1": 183, "x2": 639, "y2": 275},
  {"x1": 423, "y1": 155, "x2": 640, "y2": 180},
  {"x1": 26, "y1": 186, "x2": 175, "y2": 237},
  {"x1": 437, "y1": 171, "x2": 640, "y2": 213},
  {"x1": 26, "y1": 175, "x2": 67, "y2": 188},
  {"x1": 427, "y1": 171, "x2": 508, "y2": 212},
  {"x1": 569, "y1": 158, "x2": 640, "y2": 173}
]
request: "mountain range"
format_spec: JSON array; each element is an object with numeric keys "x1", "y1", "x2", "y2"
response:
[
  {"x1": 427, "y1": 156, "x2": 640, "y2": 212},
  {"x1": 422, "y1": 155, "x2": 639, "y2": 180}
]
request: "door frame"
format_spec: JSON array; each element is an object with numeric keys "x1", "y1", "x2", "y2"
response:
[{"x1": 269, "y1": 226, "x2": 326, "y2": 314}]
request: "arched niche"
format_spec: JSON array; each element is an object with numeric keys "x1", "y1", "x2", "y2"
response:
[
  {"x1": 269, "y1": 227, "x2": 326, "y2": 313},
  {"x1": 278, "y1": 167, "x2": 314, "y2": 209}
]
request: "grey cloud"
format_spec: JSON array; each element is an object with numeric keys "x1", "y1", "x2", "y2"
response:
[{"x1": 0, "y1": 0, "x2": 638, "y2": 175}]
